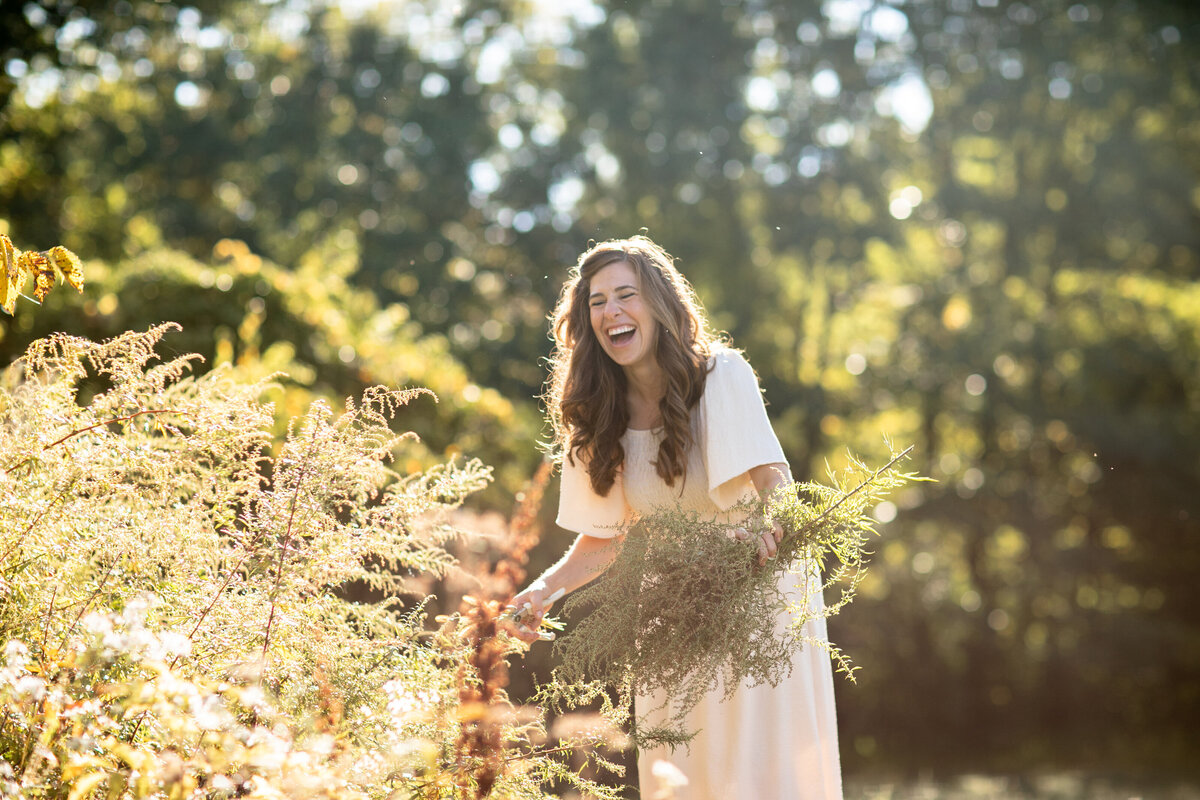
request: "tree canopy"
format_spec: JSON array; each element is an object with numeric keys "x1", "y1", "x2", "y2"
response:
[{"x1": 2, "y1": 0, "x2": 1198, "y2": 782}]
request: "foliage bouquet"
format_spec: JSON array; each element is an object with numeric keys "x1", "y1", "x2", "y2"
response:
[{"x1": 547, "y1": 450, "x2": 917, "y2": 746}]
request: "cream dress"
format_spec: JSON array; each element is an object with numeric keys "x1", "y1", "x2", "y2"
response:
[{"x1": 556, "y1": 347, "x2": 843, "y2": 800}]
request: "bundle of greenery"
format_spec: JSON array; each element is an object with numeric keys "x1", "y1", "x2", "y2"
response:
[{"x1": 547, "y1": 448, "x2": 917, "y2": 746}]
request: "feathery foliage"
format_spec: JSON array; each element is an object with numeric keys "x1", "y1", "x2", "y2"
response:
[
  {"x1": 549, "y1": 449, "x2": 920, "y2": 745},
  {"x1": 0, "y1": 325, "x2": 627, "y2": 798}
]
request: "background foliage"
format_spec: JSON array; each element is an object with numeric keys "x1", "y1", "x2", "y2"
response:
[{"x1": 2, "y1": 0, "x2": 1198, "y2": 790}]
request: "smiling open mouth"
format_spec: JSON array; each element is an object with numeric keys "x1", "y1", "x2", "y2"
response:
[{"x1": 608, "y1": 325, "x2": 636, "y2": 345}]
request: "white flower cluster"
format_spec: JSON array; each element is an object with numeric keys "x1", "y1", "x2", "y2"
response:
[{"x1": 78, "y1": 594, "x2": 192, "y2": 664}]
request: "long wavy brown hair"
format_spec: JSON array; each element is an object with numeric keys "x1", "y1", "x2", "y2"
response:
[{"x1": 544, "y1": 236, "x2": 723, "y2": 497}]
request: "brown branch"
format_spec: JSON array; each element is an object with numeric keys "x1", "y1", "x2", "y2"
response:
[
  {"x1": 57, "y1": 559, "x2": 116, "y2": 653},
  {"x1": 4, "y1": 409, "x2": 187, "y2": 473},
  {"x1": 500, "y1": 742, "x2": 584, "y2": 764},
  {"x1": 262, "y1": 431, "x2": 318, "y2": 659},
  {"x1": 129, "y1": 538, "x2": 257, "y2": 743},
  {"x1": 174, "y1": 546, "x2": 254, "y2": 670},
  {"x1": 41, "y1": 585, "x2": 58, "y2": 656}
]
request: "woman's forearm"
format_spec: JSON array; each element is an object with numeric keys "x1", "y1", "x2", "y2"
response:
[
  {"x1": 532, "y1": 533, "x2": 623, "y2": 597},
  {"x1": 749, "y1": 461, "x2": 793, "y2": 500}
]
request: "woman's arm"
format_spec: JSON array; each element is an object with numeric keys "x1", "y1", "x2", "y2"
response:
[
  {"x1": 504, "y1": 533, "x2": 624, "y2": 643},
  {"x1": 749, "y1": 460, "x2": 793, "y2": 498}
]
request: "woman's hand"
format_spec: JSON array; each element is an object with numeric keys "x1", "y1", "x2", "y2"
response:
[
  {"x1": 499, "y1": 533, "x2": 622, "y2": 644},
  {"x1": 728, "y1": 520, "x2": 783, "y2": 567},
  {"x1": 502, "y1": 581, "x2": 557, "y2": 644},
  {"x1": 746, "y1": 462, "x2": 792, "y2": 566}
]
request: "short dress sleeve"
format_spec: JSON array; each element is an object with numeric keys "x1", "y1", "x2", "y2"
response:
[
  {"x1": 701, "y1": 347, "x2": 790, "y2": 511},
  {"x1": 555, "y1": 452, "x2": 631, "y2": 538}
]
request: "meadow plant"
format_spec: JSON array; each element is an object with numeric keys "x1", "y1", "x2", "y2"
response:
[
  {"x1": 547, "y1": 449, "x2": 918, "y2": 746},
  {"x1": 0, "y1": 325, "x2": 626, "y2": 798}
]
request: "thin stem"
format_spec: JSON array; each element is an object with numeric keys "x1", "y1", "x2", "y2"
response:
[
  {"x1": 57, "y1": 558, "x2": 116, "y2": 653},
  {"x1": 0, "y1": 478, "x2": 76, "y2": 565},
  {"x1": 172, "y1": 545, "x2": 253, "y2": 671},
  {"x1": 4, "y1": 409, "x2": 187, "y2": 473},
  {"x1": 127, "y1": 541, "x2": 257, "y2": 744},
  {"x1": 41, "y1": 585, "x2": 58, "y2": 656},
  {"x1": 783, "y1": 445, "x2": 914, "y2": 546},
  {"x1": 262, "y1": 431, "x2": 318, "y2": 659},
  {"x1": 499, "y1": 742, "x2": 585, "y2": 764}
]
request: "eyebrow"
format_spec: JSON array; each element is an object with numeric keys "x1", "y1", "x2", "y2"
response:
[{"x1": 588, "y1": 284, "x2": 637, "y2": 300}]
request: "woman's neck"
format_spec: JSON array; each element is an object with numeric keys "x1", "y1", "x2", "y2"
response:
[{"x1": 624, "y1": 360, "x2": 665, "y2": 427}]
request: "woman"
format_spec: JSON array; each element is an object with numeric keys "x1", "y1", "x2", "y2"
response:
[{"x1": 509, "y1": 236, "x2": 842, "y2": 800}]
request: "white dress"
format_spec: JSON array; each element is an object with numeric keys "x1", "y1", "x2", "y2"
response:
[{"x1": 556, "y1": 347, "x2": 843, "y2": 800}]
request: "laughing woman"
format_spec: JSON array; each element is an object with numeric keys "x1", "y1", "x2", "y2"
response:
[{"x1": 509, "y1": 236, "x2": 842, "y2": 800}]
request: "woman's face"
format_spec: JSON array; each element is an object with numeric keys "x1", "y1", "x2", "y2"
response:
[{"x1": 587, "y1": 260, "x2": 659, "y2": 371}]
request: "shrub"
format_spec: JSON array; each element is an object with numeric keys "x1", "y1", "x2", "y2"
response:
[{"x1": 0, "y1": 325, "x2": 625, "y2": 799}]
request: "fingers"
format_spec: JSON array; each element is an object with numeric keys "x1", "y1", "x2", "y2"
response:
[
  {"x1": 515, "y1": 602, "x2": 546, "y2": 629},
  {"x1": 757, "y1": 523, "x2": 782, "y2": 567},
  {"x1": 501, "y1": 588, "x2": 544, "y2": 643},
  {"x1": 758, "y1": 531, "x2": 778, "y2": 566},
  {"x1": 729, "y1": 525, "x2": 783, "y2": 566},
  {"x1": 516, "y1": 607, "x2": 545, "y2": 643},
  {"x1": 502, "y1": 587, "x2": 563, "y2": 644},
  {"x1": 500, "y1": 602, "x2": 543, "y2": 643}
]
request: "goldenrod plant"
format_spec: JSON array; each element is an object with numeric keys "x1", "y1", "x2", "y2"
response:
[{"x1": 0, "y1": 325, "x2": 626, "y2": 799}]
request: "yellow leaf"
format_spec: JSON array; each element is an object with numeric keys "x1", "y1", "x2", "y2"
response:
[
  {"x1": 67, "y1": 770, "x2": 109, "y2": 800},
  {"x1": 0, "y1": 234, "x2": 19, "y2": 315},
  {"x1": 18, "y1": 250, "x2": 55, "y2": 302},
  {"x1": 50, "y1": 245, "x2": 84, "y2": 292}
]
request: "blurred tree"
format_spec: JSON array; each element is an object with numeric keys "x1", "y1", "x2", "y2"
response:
[
  {"x1": 0, "y1": 0, "x2": 561, "y2": 398},
  {"x1": 0, "y1": 228, "x2": 542, "y2": 506},
  {"x1": 493, "y1": 0, "x2": 1200, "y2": 775},
  {"x1": 836, "y1": 0, "x2": 1200, "y2": 770},
  {"x1": 0, "y1": 0, "x2": 236, "y2": 114},
  {"x1": 2, "y1": 0, "x2": 1198, "y2": 781}
]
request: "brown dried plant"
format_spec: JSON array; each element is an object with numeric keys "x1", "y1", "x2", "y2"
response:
[
  {"x1": 546, "y1": 448, "x2": 920, "y2": 747},
  {"x1": 438, "y1": 460, "x2": 631, "y2": 799}
]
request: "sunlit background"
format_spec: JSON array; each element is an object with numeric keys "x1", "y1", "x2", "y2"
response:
[{"x1": 2, "y1": 0, "x2": 1198, "y2": 796}]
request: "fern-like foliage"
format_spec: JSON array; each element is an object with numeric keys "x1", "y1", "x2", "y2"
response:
[{"x1": 0, "y1": 325, "x2": 626, "y2": 799}]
